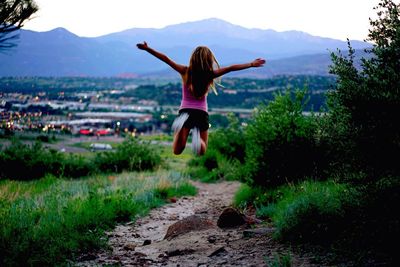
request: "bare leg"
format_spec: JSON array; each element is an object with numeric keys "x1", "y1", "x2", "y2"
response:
[
  {"x1": 199, "y1": 130, "x2": 208, "y2": 155},
  {"x1": 172, "y1": 127, "x2": 190, "y2": 155}
]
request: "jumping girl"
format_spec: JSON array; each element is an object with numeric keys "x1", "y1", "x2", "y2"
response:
[{"x1": 137, "y1": 41, "x2": 265, "y2": 155}]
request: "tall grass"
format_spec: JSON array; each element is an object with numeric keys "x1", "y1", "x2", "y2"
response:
[
  {"x1": 0, "y1": 171, "x2": 196, "y2": 266},
  {"x1": 234, "y1": 180, "x2": 358, "y2": 243}
]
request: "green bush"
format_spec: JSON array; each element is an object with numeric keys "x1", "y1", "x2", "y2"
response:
[
  {"x1": 351, "y1": 176, "x2": 400, "y2": 257},
  {"x1": 94, "y1": 137, "x2": 162, "y2": 173},
  {"x1": 244, "y1": 89, "x2": 321, "y2": 188},
  {"x1": 0, "y1": 140, "x2": 64, "y2": 180},
  {"x1": 271, "y1": 181, "x2": 357, "y2": 244},
  {"x1": 234, "y1": 180, "x2": 358, "y2": 244},
  {"x1": 61, "y1": 154, "x2": 96, "y2": 178},
  {"x1": 327, "y1": 0, "x2": 400, "y2": 180}
]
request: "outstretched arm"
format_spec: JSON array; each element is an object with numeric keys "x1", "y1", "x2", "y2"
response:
[
  {"x1": 137, "y1": 41, "x2": 186, "y2": 75},
  {"x1": 213, "y1": 58, "x2": 266, "y2": 78}
]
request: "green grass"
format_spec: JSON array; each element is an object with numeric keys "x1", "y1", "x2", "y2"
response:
[
  {"x1": 186, "y1": 149, "x2": 242, "y2": 183},
  {"x1": 233, "y1": 180, "x2": 356, "y2": 243},
  {"x1": 159, "y1": 144, "x2": 194, "y2": 170},
  {"x1": 0, "y1": 170, "x2": 196, "y2": 266},
  {"x1": 233, "y1": 183, "x2": 260, "y2": 210},
  {"x1": 138, "y1": 133, "x2": 173, "y2": 142},
  {"x1": 266, "y1": 181, "x2": 352, "y2": 240}
]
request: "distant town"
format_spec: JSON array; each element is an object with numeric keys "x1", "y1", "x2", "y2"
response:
[
  {"x1": 0, "y1": 75, "x2": 335, "y2": 139},
  {"x1": 1, "y1": 84, "x2": 173, "y2": 138}
]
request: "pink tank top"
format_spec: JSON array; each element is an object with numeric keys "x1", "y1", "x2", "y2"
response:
[{"x1": 179, "y1": 84, "x2": 208, "y2": 112}]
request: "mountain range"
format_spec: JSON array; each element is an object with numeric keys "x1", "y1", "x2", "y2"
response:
[{"x1": 0, "y1": 18, "x2": 371, "y2": 77}]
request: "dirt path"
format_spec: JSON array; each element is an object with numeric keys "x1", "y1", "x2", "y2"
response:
[{"x1": 76, "y1": 181, "x2": 320, "y2": 266}]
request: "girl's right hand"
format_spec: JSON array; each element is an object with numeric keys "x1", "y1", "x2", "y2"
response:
[
  {"x1": 251, "y1": 58, "x2": 266, "y2": 67},
  {"x1": 136, "y1": 41, "x2": 148, "y2": 50}
]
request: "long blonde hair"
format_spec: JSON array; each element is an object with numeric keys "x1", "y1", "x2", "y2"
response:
[{"x1": 187, "y1": 46, "x2": 220, "y2": 98}]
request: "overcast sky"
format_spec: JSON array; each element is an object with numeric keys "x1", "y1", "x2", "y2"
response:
[{"x1": 24, "y1": 0, "x2": 385, "y2": 41}]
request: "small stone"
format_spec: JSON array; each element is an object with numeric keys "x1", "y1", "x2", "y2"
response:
[
  {"x1": 143, "y1": 239, "x2": 152, "y2": 246},
  {"x1": 207, "y1": 235, "x2": 217, "y2": 243},
  {"x1": 112, "y1": 255, "x2": 121, "y2": 261},
  {"x1": 133, "y1": 251, "x2": 147, "y2": 258},
  {"x1": 166, "y1": 248, "x2": 195, "y2": 257},
  {"x1": 208, "y1": 246, "x2": 227, "y2": 257},
  {"x1": 217, "y1": 208, "x2": 246, "y2": 228},
  {"x1": 123, "y1": 243, "x2": 136, "y2": 251}
]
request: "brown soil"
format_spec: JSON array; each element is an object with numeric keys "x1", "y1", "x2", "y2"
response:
[{"x1": 76, "y1": 181, "x2": 324, "y2": 267}]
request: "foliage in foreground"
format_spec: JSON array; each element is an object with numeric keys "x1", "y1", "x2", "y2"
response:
[
  {"x1": 228, "y1": 3, "x2": 400, "y2": 265},
  {"x1": 0, "y1": 171, "x2": 196, "y2": 266},
  {"x1": 326, "y1": 0, "x2": 400, "y2": 181},
  {"x1": 0, "y1": 0, "x2": 39, "y2": 50},
  {"x1": 234, "y1": 177, "x2": 399, "y2": 265}
]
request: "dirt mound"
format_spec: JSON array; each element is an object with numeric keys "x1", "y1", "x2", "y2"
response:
[{"x1": 164, "y1": 215, "x2": 215, "y2": 240}]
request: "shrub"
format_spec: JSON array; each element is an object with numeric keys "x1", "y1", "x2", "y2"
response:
[
  {"x1": 268, "y1": 177, "x2": 398, "y2": 264},
  {"x1": 0, "y1": 140, "x2": 97, "y2": 180},
  {"x1": 327, "y1": 0, "x2": 400, "y2": 180},
  {"x1": 244, "y1": 89, "x2": 321, "y2": 188},
  {"x1": 61, "y1": 154, "x2": 96, "y2": 178},
  {"x1": 0, "y1": 140, "x2": 64, "y2": 180},
  {"x1": 94, "y1": 137, "x2": 162, "y2": 173},
  {"x1": 273, "y1": 182, "x2": 356, "y2": 244}
]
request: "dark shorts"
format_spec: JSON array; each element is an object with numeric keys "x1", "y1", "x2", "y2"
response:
[{"x1": 179, "y1": 108, "x2": 209, "y2": 131}]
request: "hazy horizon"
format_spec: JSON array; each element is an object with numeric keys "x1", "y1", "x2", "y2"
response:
[{"x1": 24, "y1": 0, "x2": 384, "y2": 41}]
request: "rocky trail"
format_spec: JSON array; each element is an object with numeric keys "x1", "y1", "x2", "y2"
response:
[{"x1": 76, "y1": 181, "x2": 320, "y2": 267}]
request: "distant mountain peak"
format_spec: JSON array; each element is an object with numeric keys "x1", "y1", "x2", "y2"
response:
[
  {"x1": 44, "y1": 27, "x2": 78, "y2": 38},
  {"x1": 47, "y1": 27, "x2": 72, "y2": 33},
  {"x1": 162, "y1": 17, "x2": 247, "y2": 33}
]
